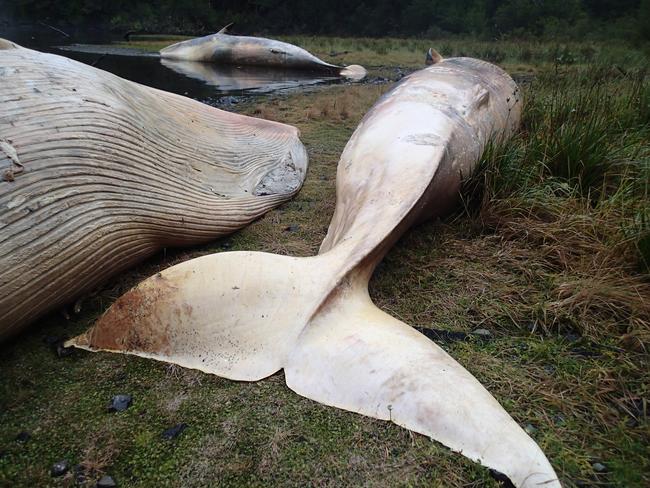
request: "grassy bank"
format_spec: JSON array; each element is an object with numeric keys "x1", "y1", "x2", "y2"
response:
[{"x1": 0, "y1": 38, "x2": 648, "y2": 487}]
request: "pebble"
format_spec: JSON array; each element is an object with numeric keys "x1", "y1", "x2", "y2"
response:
[
  {"x1": 51, "y1": 460, "x2": 69, "y2": 477},
  {"x1": 471, "y1": 328, "x2": 492, "y2": 338},
  {"x1": 543, "y1": 365, "x2": 556, "y2": 375},
  {"x1": 97, "y1": 475, "x2": 117, "y2": 487},
  {"x1": 15, "y1": 431, "x2": 30, "y2": 442},
  {"x1": 592, "y1": 462, "x2": 607, "y2": 473},
  {"x1": 524, "y1": 423, "x2": 537, "y2": 435},
  {"x1": 74, "y1": 464, "x2": 87, "y2": 483},
  {"x1": 162, "y1": 423, "x2": 188, "y2": 440},
  {"x1": 108, "y1": 394, "x2": 132, "y2": 412},
  {"x1": 43, "y1": 335, "x2": 74, "y2": 357},
  {"x1": 552, "y1": 414, "x2": 565, "y2": 425},
  {"x1": 564, "y1": 333, "x2": 581, "y2": 342}
]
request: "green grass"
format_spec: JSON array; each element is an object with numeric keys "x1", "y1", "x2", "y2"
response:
[{"x1": 1, "y1": 37, "x2": 649, "y2": 487}]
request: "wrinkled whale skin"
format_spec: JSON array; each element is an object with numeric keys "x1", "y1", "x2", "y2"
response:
[
  {"x1": 70, "y1": 53, "x2": 562, "y2": 487},
  {"x1": 0, "y1": 40, "x2": 307, "y2": 341}
]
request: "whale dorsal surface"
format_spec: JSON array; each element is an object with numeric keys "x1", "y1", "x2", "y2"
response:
[
  {"x1": 0, "y1": 41, "x2": 307, "y2": 340},
  {"x1": 69, "y1": 56, "x2": 560, "y2": 487}
]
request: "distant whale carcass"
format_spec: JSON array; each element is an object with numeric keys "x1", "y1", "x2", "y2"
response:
[
  {"x1": 160, "y1": 25, "x2": 366, "y2": 80},
  {"x1": 0, "y1": 40, "x2": 308, "y2": 341}
]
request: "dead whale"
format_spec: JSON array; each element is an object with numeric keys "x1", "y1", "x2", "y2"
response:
[
  {"x1": 0, "y1": 40, "x2": 307, "y2": 341},
  {"x1": 160, "y1": 25, "x2": 366, "y2": 81},
  {"x1": 69, "y1": 52, "x2": 560, "y2": 487}
]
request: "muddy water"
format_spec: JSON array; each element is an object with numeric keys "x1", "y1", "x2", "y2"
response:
[{"x1": 1, "y1": 25, "x2": 341, "y2": 102}]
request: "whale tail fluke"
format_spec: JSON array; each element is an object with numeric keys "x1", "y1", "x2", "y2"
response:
[
  {"x1": 339, "y1": 64, "x2": 367, "y2": 81},
  {"x1": 68, "y1": 251, "x2": 560, "y2": 488},
  {"x1": 426, "y1": 47, "x2": 443, "y2": 65}
]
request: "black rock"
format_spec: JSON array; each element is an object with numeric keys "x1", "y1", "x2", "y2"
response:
[
  {"x1": 108, "y1": 394, "x2": 132, "y2": 412},
  {"x1": 284, "y1": 224, "x2": 299, "y2": 232},
  {"x1": 97, "y1": 475, "x2": 117, "y2": 487},
  {"x1": 415, "y1": 327, "x2": 469, "y2": 342},
  {"x1": 51, "y1": 460, "x2": 69, "y2": 477},
  {"x1": 15, "y1": 431, "x2": 30, "y2": 442},
  {"x1": 43, "y1": 335, "x2": 62, "y2": 345},
  {"x1": 489, "y1": 469, "x2": 516, "y2": 487},
  {"x1": 43, "y1": 334, "x2": 74, "y2": 357},
  {"x1": 74, "y1": 464, "x2": 87, "y2": 483},
  {"x1": 56, "y1": 342, "x2": 74, "y2": 357},
  {"x1": 543, "y1": 365, "x2": 556, "y2": 375},
  {"x1": 563, "y1": 333, "x2": 581, "y2": 342},
  {"x1": 162, "y1": 423, "x2": 188, "y2": 440}
]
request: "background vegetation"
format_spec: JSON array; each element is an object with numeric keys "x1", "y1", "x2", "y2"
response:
[{"x1": 7, "y1": 0, "x2": 650, "y2": 41}]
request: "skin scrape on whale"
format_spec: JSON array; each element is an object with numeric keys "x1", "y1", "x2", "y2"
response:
[{"x1": 254, "y1": 153, "x2": 304, "y2": 196}]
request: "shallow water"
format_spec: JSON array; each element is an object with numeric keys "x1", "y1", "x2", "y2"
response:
[{"x1": 1, "y1": 25, "x2": 341, "y2": 101}]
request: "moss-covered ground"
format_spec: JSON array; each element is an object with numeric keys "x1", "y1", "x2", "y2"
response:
[{"x1": 1, "y1": 37, "x2": 648, "y2": 487}]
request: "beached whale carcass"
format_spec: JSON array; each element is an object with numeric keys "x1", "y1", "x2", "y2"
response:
[
  {"x1": 0, "y1": 39, "x2": 307, "y2": 341},
  {"x1": 69, "y1": 52, "x2": 560, "y2": 486},
  {"x1": 160, "y1": 25, "x2": 366, "y2": 80}
]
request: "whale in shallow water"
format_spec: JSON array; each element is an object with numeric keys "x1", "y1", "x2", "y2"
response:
[
  {"x1": 69, "y1": 51, "x2": 560, "y2": 486},
  {"x1": 160, "y1": 25, "x2": 366, "y2": 81},
  {"x1": 0, "y1": 40, "x2": 307, "y2": 341}
]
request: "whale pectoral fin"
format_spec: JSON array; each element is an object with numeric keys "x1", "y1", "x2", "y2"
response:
[
  {"x1": 217, "y1": 23, "x2": 234, "y2": 35},
  {"x1": 67, "y1": 252, "x2": 324, "y2": 381},
  {"x1": 285, "y1": 290, "x2": 560, "y2": 488}
]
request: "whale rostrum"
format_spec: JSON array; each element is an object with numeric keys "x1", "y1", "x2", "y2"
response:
[
  {"x1": 0, "y1": 41, "x2": 308, "y2": 340},
  {"x1": 68, "y1": 51, "x2": 560, "y2": 486},
  {"x1": 160, "y1": 25, "x2": 367, "y2": 81}
]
